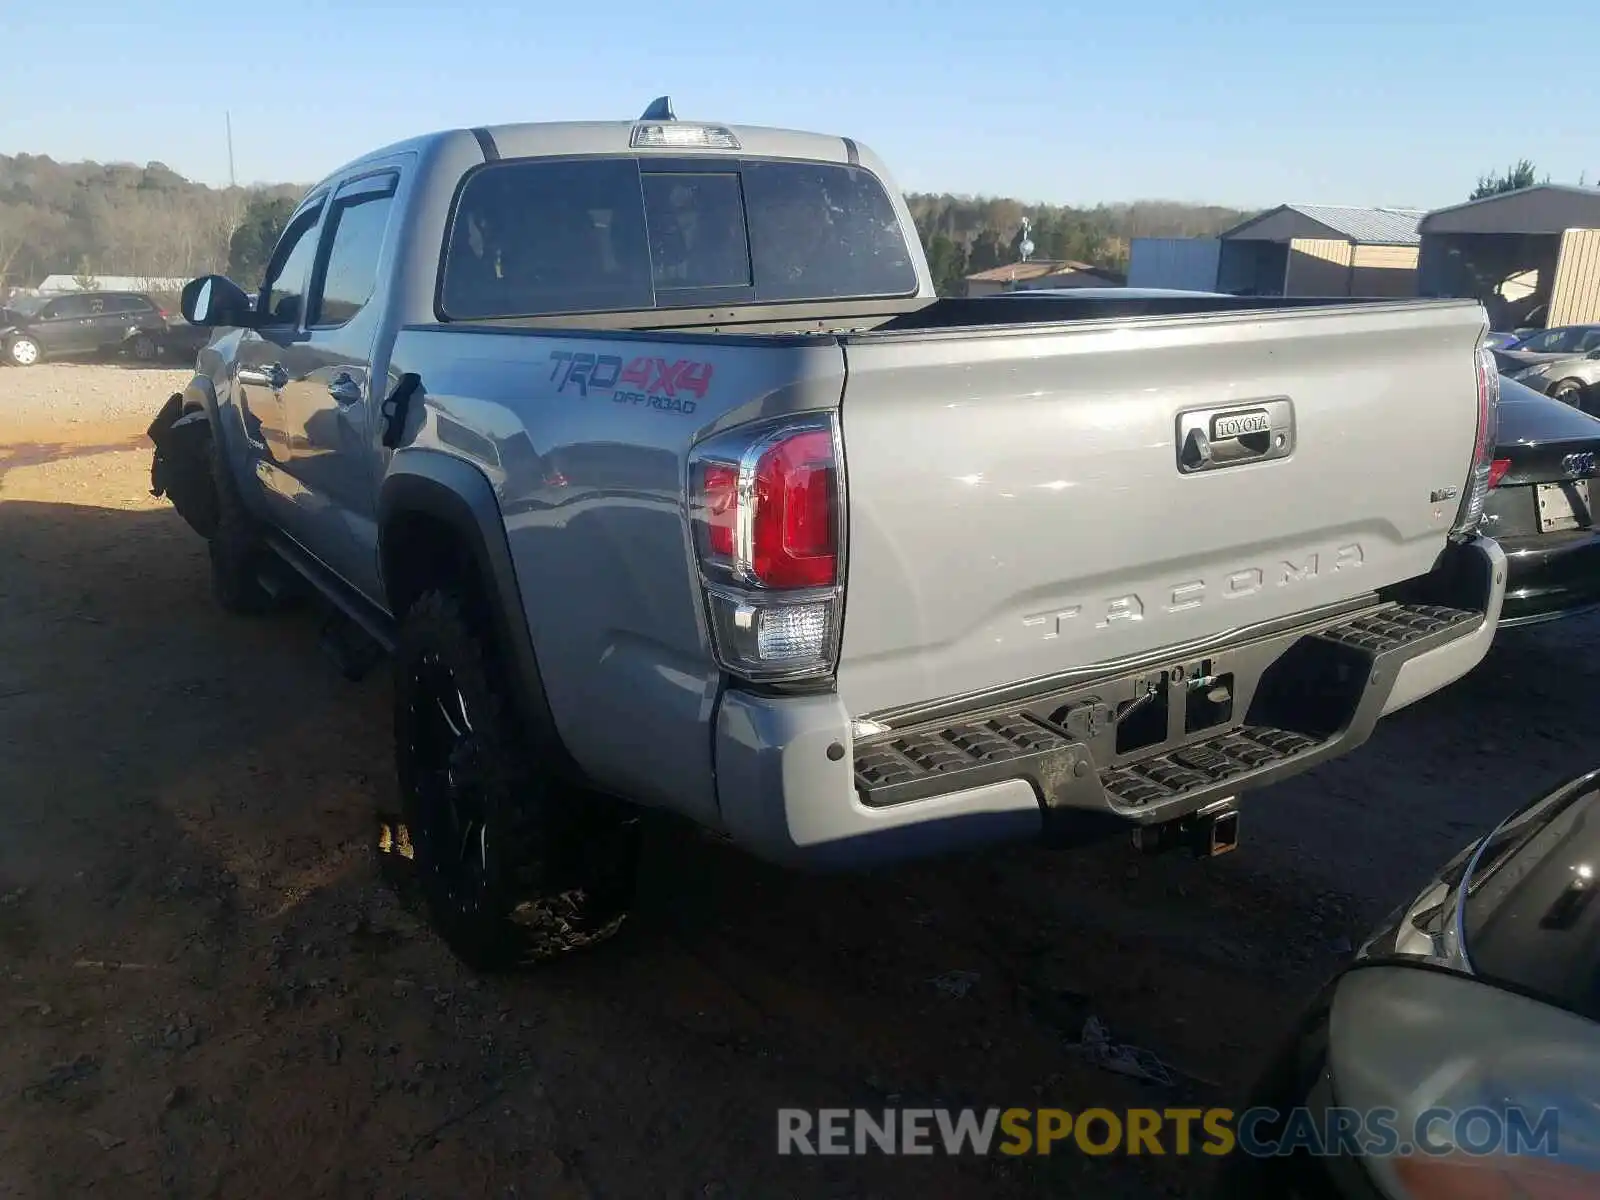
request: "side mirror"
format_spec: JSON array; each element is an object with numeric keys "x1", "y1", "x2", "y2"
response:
[{"x1": 180, "y1": 275, "x2": 256, "y2": 329}]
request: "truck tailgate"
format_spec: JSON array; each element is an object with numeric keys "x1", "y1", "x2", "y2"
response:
[{"x1": 835, "y1": 299, "x2": 1486, "y2": 717}]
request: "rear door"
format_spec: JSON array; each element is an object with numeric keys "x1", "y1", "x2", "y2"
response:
[
  {"x1": 278, "y1": 167, "x2": 403, "y2": 600},
  {"x1": 86, "y1": 295, "x2": 140, "y2": 351},
  {"x1": 834, "y1": 300, "x2": 1488, "y2": 716}
]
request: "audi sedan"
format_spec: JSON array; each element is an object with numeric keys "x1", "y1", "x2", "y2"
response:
[
  {"x1": 1213, "y1": 766, "x2": 1600, "y2": 1199},
  {"x1": 1482, "y1": 375, "x2": 1600, "y2": 625}
]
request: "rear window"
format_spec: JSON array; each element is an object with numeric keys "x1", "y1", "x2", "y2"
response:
[{"x1": 439, "y1": 155, "x2": 917, "y2": 320}]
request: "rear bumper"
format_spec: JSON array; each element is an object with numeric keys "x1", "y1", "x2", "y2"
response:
[
  {"x1": 1497, "y1": 529, "x2": 1600, "y2": 627},
  {"x1": 713, "y1": 537, "x2": 1505, "y2": 868}
]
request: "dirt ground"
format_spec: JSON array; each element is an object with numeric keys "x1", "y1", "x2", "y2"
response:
[{"x1": 3, "y1": 363, "x2": 1598, "y2": 1199}]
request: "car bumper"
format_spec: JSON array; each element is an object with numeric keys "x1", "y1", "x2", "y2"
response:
[
  {"x1": 1497, "y1": 529, "x2": 1600, "y2": 627},
  {"x1": 713, "y1": 537, "x2": 1505, "y2": 868}
]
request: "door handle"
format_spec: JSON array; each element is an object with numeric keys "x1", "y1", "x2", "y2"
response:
[
  {"x1": 1176, "y1": 399, "x2": 1295, "y2": 474},
  {"x1": 328, "y1": 373, "x2": 364, "y2": 406},
  {"x1": 239, "y1": 363, "x2": 289, "y2": 391}
]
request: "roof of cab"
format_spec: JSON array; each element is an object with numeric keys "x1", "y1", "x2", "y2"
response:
[
  {"x1": 335, "y1": 117, "x2": 857, "y2": 182},
  {"x1": 477, "y1": 120, "x2": 854, "y2": 165},
  {"x1": 317, "y1": 98, "x2": 873, "y2": 198}
]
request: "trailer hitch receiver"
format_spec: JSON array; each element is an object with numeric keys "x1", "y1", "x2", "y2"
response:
[{"x1": 1131, "y1": 798, "x2": 1241, "y2": 859}]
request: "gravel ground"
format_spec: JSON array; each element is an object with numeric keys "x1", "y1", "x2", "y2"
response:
[
  {"x1": 2, "y1": 362, "x2": 1597, "y2": 1198},
  {"x1": 0, "y1": 362, "x2": 192, "y2": 441}
]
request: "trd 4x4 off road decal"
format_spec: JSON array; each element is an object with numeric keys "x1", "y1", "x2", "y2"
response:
[{"x1": 548, "y1": 351, "x2": 713, "y2": 415}]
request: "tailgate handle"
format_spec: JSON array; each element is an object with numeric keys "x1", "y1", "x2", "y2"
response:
[{"x1": 1176, "y1": 398, "x2": 1295, "y2": 474}]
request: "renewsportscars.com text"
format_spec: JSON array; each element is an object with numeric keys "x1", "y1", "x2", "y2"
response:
[{"x1": 777, "y1": 1106, "x2": 1560, "y2": 1158}]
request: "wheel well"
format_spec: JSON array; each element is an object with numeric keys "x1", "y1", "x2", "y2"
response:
[{"x1": 381, "y1": 508, "x2": 484, "y2": 618}]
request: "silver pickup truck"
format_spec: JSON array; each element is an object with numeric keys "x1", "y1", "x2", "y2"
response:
[{"x1": 148, "y1": 99, "x2": 1506, "y2": 967}]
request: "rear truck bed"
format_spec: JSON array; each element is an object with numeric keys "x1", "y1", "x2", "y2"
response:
[
  {"x1": 393, "y1": 295, "x2": 1503, "y2": 867},
  {"x1": 722, "y1": 298, "x2": 1504, "y2": 864}
]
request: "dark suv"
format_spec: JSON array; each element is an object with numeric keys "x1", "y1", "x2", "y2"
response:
[{"x1": 1, "y1": 291, "x2": 172, "y2": 366}]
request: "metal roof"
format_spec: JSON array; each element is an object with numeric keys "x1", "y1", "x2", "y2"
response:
[
  {"x1": 1222, "y1": 204, "x2": 1425, "y2": 245},
  {"x1": 1419, "y1": 185, "x2": 1600, "y2": 235}
]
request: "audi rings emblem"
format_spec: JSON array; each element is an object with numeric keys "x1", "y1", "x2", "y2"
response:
[{"x1": 1562, "y1": 451, "x2": 1597, "y2": 478}]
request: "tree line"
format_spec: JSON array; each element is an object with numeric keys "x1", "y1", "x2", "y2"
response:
[
  {"x1": 6, "y1": 150, "x2": 1588, "y2": 309},
  {"x1": 6, "y1": 150, "x2": 1592, "y2": 302},
  {"x1": 0, "y1": 153, "x2": 303, "y2": 291}
]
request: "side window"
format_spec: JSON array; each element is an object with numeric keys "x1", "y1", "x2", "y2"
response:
[
  {"x1": 48, "y1": 295, "x2": 94, "y2": 319},
  {"x1": 1579, "y1": 329, "x2": 1600, "y2": 353},
  {"x1": 261, "y1": 203, "x2": 325, "y2": 328},
  {"x1": 308, "y1": 174, "x2": 398, "y2": 327}
]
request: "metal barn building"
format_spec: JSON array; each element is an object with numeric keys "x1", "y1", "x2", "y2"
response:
[
  {"x1": 1129, "y1": 204, "x2": 1424, "y2": 297},
  {"x1": 1417, "y1": 186, "x2": 1600, "y2": 330}
]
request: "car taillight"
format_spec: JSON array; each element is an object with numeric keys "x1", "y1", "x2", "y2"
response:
[
  {"x1": 1488, "y1": 458, "x2": 1511, "y2": 490},
  {"x1": 700, "y1": 462, "x2": 739, "y2": 559},
  {"x1": 689, "y1": 415, "x2": 844, "y2": 681},
  {"x1": 1452, "y1": 341, "x2": 1502, "y2": 535}
]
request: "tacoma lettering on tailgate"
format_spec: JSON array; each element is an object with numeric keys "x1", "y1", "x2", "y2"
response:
[{"x1": 1023, "y1": 544, "x2": 1364, "y2": 639}]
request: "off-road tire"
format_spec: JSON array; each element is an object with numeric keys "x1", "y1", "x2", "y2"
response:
[
  {"x1": 7, "y1": 336, "x2": 41, "y2": 367},
  {"x1": 207, "y1": 441, "x2": 277, "y2": 614},
  {"x1": 394, "y1": 588, "x2": 637, "y2": 970}
]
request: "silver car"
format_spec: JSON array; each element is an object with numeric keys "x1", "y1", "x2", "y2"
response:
[{"x1": 1500, "y1": 323, "x2": 1600, "y2": 407}]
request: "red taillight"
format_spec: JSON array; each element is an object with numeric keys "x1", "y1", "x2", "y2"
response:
[
  {"x1": 688, "y1": 417, "x2": 843, "y2": 682},
  {"x1": 700, "y1": 462, "x2": 739, "y2": 559},
  {"x1": 1488, "y1": 458, "x2": 1511, "y2": 489},
  {"x1": 1454, "y1": 343, "x2": 1503, "y2": 534},
  {"x1": 157, "y1": 307, "x2": 169, "y2": 320},
  {"x1": 693, "y1": 429, "x2": 839, "y2": 589},
  {"x1": 750, "y1": 431, "x2": 837, "y2": 588}
]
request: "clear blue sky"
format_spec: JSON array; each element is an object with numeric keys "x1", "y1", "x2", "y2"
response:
[{"x1": 2, "y1": 0, "x2": 1595, "y2": 209}]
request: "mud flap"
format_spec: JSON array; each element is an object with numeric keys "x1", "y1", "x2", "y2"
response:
[{"x1": 147, "y1": 392, "x2": 219, "y2": 538}]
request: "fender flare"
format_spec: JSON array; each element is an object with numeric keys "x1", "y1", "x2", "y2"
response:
[{"x1": 377, "y1": 450, "x2": 577, "y2": 778}]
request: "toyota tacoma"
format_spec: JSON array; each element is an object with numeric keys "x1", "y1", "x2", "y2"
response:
[{"x1": 148, "y1": 98, "x2": 1508, "y2": 967}]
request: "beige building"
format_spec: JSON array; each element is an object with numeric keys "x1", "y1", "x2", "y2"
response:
[
  {"x1": 1213, "y1": 205, "x2": 1424, "y2": 298},
  {"x1": 1417, "y1": 186, "x2": 1600, "y2": 329},
  {"x1": 964, "y1": 260, "x2": 1124, "y2": 297}
]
